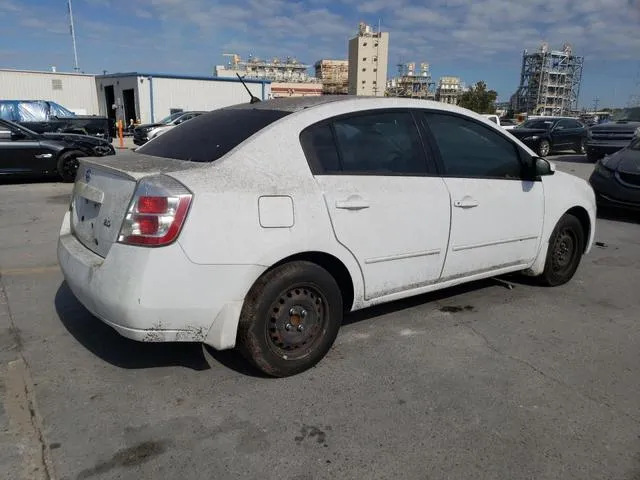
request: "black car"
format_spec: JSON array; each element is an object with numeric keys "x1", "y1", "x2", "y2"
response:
[
  {"x1": 0, "y1": 119, "x2": 115, "y2": 182},
  {"x1": 589, "y1": 136, "x2": 640, "y2": 211},
  {"x1": 586, "y1": 107, "x2": 640, "y2": 162},
  {"x1": 0, "y1": 100, "x2": 111, "y2": 141},
  {"x1": 133, "y1": 111, "x2": 207, "y2": 146},
  {"x1": 509, "y1": 117, "x2": 588, "y2": 157}
]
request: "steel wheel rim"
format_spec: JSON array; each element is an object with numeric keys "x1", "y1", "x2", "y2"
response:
[
  {"x1": 265, "y1": 283, "x2": 327, "y2": 360},
  {"x1": 540, "y1": 142, "x2": 550, "y2": 156},
  {"x1": 551, "y1": 228, "x2": 577, "y2": 274},
  {"x1": 63, "y1": 157, "x2": 79, "y2": 179}
]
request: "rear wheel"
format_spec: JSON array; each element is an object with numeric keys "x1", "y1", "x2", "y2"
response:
[
  {"x1": 574, "y1": 138, "x2": 586, "y2": 154},
  {"x1": 538, "y1": 214, "x2": 585, "y2": 286},
  {"x1": 57, "y1": 150, "x2": 84, "y2": 183},
  {"x1": 237, "y1": 261, "x2": 343, "y2": 377},
  {"x1": 537, "y1": 139, "x2": 551, "y2": 157}
]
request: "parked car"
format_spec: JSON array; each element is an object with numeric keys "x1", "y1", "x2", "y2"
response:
[
  {"x1": 0, "y1": 118, "x2": 115, "y2": 182},
  {"x1": 132, "y1": 111, "x2": 207, "y2": 146},
  {"x1": 57, "y1": 97, "x2": 596, "y2": 377},
  {"x1": 481, "y1": 114, "x2": 517, "y2": 130},
  {"x1": 0, "y1": 100, "x2": 111, "y2": 141},
  {"x1": 589, "y1": 135, "x2": 640, "y2": 210},
  {"x1": 586, "y1": 107, "x2": 640, "y2": 162},
  {"x1": 509, "y1": 116, "x2": 588, "y2": 157}
]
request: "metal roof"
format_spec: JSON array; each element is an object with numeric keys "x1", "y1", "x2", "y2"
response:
[{"x1": 95, "y1": 72, "x2": 270, "y2": 85}]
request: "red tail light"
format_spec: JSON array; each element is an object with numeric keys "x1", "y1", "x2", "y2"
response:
[{"x1": 118, "y1": 175, "x2": 193, "y2": 247}]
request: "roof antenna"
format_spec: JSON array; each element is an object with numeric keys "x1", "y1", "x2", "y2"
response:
[{"x1": 236, "y1": 73, "x2": 261, "y2": 104}]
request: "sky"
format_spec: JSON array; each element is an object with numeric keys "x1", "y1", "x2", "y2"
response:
[{"x1": 1, "y1": 0, "x2": 639, "y2": 107}]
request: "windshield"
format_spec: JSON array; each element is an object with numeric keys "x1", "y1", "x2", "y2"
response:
[
  {"x1": 137, "y1": 107, "x2": 292, "y2": 162},
  {"x1": 611, "y1": 108, "x2": 640, "y2": 122},
  {"x1": 518, "y1": 119, "x2": 554, "y2": 129},
  {"x1": 158, "y1": 112, "x2": 185, "y2": 124}
]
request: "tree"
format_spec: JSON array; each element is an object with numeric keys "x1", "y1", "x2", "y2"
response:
[{"x1": 458, "y1": 81, "x2": 498, "y2": 114}]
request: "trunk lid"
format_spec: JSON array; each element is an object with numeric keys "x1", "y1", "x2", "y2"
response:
[{"x1": 70, "y1": 152, "x2": 203, "y2": 257}]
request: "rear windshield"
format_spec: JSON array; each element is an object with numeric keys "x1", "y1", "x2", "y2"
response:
[{"x1": 137, "y1": 107, "x2": 291, "y2": 162}]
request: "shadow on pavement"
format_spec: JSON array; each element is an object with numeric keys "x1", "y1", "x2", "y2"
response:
[
  {"x1": 54, "y1": 282, "x2": 212, "y2": 371},
  {"x1": 597, "y1": 206, "x2": 640, "y2": 225},
  {"x1": 549, "y1": 153, "x2": 592, "y2": 164}
]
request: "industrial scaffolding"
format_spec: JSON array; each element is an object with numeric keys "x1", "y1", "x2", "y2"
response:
[
  {"x1": 386, "y1": 62, "x2": 435, "y2": 99},
  {"x1": 315, "y1": 59, "x2": 349, "y2": 95},
  {"x1": 513, "y1": 42, "x2": 584, "y2": 116},
  {"x1": 218, "y1": 54, "x2": 317, "y2": 83}
]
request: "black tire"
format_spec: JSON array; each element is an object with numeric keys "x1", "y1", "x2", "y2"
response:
[
  {"x1": 237, "y1": 261, "x2": 343, "y2": 377},
  {"x1": 537, "y1": 139, "x2": 551, "y2": 157},
  {"x1": 574, "y1": 138, "x2": 586, "y2": 154},
  {"x1": 538, "y1": 214, "x2": 585, "y2": 287},
  {"x1": 57, "y1": 150, "x2": 84, "y2": 183}
]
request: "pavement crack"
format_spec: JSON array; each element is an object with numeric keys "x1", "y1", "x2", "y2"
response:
[{"x1": 461, "y1": 321, "x2": 640, "y2": 426}]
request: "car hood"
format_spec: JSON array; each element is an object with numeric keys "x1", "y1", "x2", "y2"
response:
[
  {"x1": 42, "y1": 131, "x2": 111, "y2": 147},
  {"x1": 510, "y1": 128, "x2": 547, "y2": 137},
  {"x1": 591, "y1": 121, "x2": 640, "y2": 132},
  {"x1": 601, "y1": 147, "x2": 640, "y2": 173}
]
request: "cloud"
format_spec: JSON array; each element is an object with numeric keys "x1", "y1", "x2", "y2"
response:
[{"x1": 0, "y1": 0, "x2": 20, "y2": 12}]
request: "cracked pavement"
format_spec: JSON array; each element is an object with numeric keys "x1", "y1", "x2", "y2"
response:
[{"x1": 1, "y1": 154, "x2": 640, "y2": 480}]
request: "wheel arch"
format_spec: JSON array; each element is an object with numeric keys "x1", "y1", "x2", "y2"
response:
[
  {"x1": 565, "y1": 205, "x2": 591, "y2": 253},
  {"x1": 266, "y1": 251, "x2": 356, "y2": 313}
]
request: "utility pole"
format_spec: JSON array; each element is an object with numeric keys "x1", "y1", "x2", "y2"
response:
[
  {"x1": 67, "y1": 0, "x2": 79, "y2": 72},
  {"x1": 592, "y1": 97, "x2": 600, "y2": 112}
]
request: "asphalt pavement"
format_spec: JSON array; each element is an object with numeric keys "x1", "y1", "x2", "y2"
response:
[{"x1": 1, "y1": 152, "x2": 639, "y2": 480}]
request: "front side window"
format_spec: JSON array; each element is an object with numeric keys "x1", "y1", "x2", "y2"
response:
[{"x1": 422, "y1": 112, "x2": 523, "y2": 179}]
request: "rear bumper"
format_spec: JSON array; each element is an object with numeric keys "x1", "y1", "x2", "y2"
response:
[{"x1": 57, "y1": 213, "x2": 265, "y2": 350}]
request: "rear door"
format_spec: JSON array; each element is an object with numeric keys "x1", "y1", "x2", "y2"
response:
[
  {"x1": 301, "y1": 109, "x2": 452, "y2": 300},
  {"x1": 419, "y1": 111, "x2": 545, "y2": 280},
  {"x1": 551, "y1": 119, "x2": 575, "y2": 148}
]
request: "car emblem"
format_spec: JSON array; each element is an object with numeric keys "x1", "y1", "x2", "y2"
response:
[
  {"x1": 103, "y1": 217, "x2": 111, "y2": 228},
  {"x1": 85, "y1": 168, "x2": 91, "y2": 183}
]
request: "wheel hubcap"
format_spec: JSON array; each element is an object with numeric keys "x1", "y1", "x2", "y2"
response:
[
  {"x1": 64, "y1": 158, "x2": 79, "y2": 178},
  {"x1": 552, "y1": 229, "x2": 576, "y2": 272},
  {"x1": 266, "y1": 285, "x2": 326, "y2": 359}
]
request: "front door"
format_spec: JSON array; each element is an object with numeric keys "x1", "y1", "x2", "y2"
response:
[
  {"x1": 0, "y1": 123, "x2": 46, "y2": 175},
  {"x1": 551, "y1": 119, "x2": 576, "y2": 149},
  {"x1": 420, "y1": 111, "x2": 545, "y2": 280},
  {"x1": 301, "y1": 110, "x2": 452, "y2": 300}
]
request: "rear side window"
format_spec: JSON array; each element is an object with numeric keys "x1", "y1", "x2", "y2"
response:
[{"x1": 137, "y1": 108, "x2": 291, "y2": 162}]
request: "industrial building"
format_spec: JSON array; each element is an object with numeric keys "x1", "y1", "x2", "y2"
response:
[
  {"x1": 512, "y1": 42, "x2": 584, "y2": 116},
  {"x1": 348, "y1": 22, "x2": 389, "y2": 96},
  {"x1": 0, "y1": 68, "x2": 99, "y2": 115},
  {"x1": 386, "y1": 62, "x2": 435, "y2": 99},
  {"x1": 435, "y1": 76, "x2": 464, "y2": 105},
  {"x1": 315, "y1": 59, "x2": 349, "y2": 95},
  {"x1": 95, "y1": 72, "x2": 270, "y2": 125}
]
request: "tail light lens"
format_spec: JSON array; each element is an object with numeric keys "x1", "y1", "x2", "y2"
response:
[{"x1": 118, "y1": 175, "x2": 192, "y2": 247}]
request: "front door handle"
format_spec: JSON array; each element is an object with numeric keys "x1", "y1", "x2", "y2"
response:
[
  {"x1": 454, "y1": 198, "x2": 479, "y2": 208},
  {"x1": 335, "y1": 196, "x2": 370, "y2": 210}
]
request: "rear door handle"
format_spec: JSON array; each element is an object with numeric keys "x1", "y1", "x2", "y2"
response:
[
  {"x1": 454, "y1": 198, "x2": 479, "y2": 208},
  {"x1": 335, "y1": 197, "x2": 370, "y2": 210}
]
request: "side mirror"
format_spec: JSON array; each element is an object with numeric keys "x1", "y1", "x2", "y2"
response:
[
  {"x1": 534, "y1": 157, "x2": 554, "y2": 176},
  {"x1": 0, "y1": 130, "x2": 11, "y2": 140}
]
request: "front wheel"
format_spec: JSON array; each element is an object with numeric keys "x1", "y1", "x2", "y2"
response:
[
  {"x1": 237, "y1": 261, "x2": 343, "y2": 377},
  {"x1": 537, "y1": 139, "x2": 551, "y2": 157},
  {"x1": 57, "y1": 150, "x2": 84, "y2": 183},
  {"x1": 538, "y1": 213, "x2": 585, "y2": 287},
  {"x1": 586, "y1": 150, "x2": 602, "y2": 163}
]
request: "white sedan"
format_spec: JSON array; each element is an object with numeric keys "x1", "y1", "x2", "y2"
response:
[{"x1": 58, "y1": 97, "x2": 596, "y2": 377}]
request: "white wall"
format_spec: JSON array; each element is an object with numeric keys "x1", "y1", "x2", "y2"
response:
[
  {"x1": 0, "y1": 70, "x2": 99, "y2": 114},
  {"x1": 150, "y1": 77, "x2": 269, "y2": 122},
  {"x1": 95, "y1": 76, "x2": 143, "y2": 123}
]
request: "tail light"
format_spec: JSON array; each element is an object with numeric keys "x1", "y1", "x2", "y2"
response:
[{"x1": 118, "y1": 175, "x2": 192, "y2": 247}]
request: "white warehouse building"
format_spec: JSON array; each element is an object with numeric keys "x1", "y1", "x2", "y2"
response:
[
  {"x1": 0, "y1": 68, "x2": 271, "y2": 125},
  {"x1": 95, "y1": 72, "x2": 271, "y2": 125},
  {"x1": 0, "y1": 68, "x2": 99, "y2": 115}
]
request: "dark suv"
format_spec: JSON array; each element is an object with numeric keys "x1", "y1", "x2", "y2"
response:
[{"x1": 586, "y1": 107, "x2": 640, "y2": 162}]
